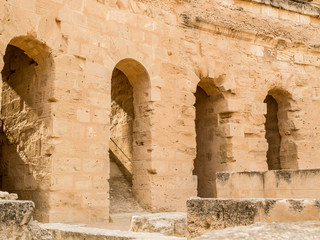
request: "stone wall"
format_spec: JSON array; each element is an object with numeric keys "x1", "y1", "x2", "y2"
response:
[
  {"x1": 0, "y1": 0, "x2": 319, "y2": 224},
  {"x1": 187, "y1": 198, "x2": 320, "y2": 238},
  {"x1": 217, "y1": 169, "x2": 320, "y2": 198}
]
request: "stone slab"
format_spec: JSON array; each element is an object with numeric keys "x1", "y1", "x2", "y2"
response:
[
  {"x1": 41, "y1": 223, "x2": 186, "y2": 240},
  {"x1": 130, "y1": 212, "x2": 187, "y2": 237},
  {"x1": 187, "y1": 198, "x2": 320, "y2": 238}
]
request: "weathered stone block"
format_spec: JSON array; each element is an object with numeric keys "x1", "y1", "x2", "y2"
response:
[
  {"x1": 130, "y1": 212, "x2": 187, "y2": 237},
  {"x1": 0, "y1": 200, "x2": 52, "y2": 240},
  {"x1": 217, "y1": 169, "x2": 320, "y2": 199},
  {"x1": 187, "y1": 198, "x2": 320, "y2": 238},
  {"x1": 42, "y1": 223, "x2": 185, "y2": 239}
]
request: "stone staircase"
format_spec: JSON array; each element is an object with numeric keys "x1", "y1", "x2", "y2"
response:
[{"x1": 108, "y1": 140, "x2": 145, "y2": 230}]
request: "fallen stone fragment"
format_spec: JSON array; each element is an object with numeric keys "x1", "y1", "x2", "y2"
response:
[{"x1": 130, "y1": 212, "x2": 187, "y2": 237}]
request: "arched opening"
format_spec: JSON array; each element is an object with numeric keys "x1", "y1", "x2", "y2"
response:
[
  {"x1": 264, "y1": 89, "x2": 298, "y2": 170},
  {"x1": 0, "y1": 37, "x2": 53, "y2": 220},
  {"x1": 109, "y1": 59, "x2": 150, "y2": 214},
  {"x1": 264, "y1": 95, "x2": 281, "y2": 170},
  {"x1": 193, "y1": 79, "x2": 224, "y2": 198}
]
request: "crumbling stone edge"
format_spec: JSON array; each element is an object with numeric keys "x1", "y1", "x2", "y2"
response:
[{"x1": 244, "y1": 0, "x2": 320, "y2": 17}]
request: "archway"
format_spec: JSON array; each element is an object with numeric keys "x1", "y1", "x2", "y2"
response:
[
  {"x1": 264, "y1": 95, "x2": 281, "y2": 170},
  {"x1": 264, "y1": 89, "x2": 298, "y2": 170},
  {"x1": 109, "y1": 58, "x2": 150, "y2": 213},
  {"x1": 193, "y1": 79, "x2": 224, "y2": 198},
  {"x1": 0, "y1": 36, "x2": 54, "y2": 220}
]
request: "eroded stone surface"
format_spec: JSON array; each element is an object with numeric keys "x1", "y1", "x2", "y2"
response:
[
  {"x1": 0, "y1": 191, "x2": 18, "y2": 200},
  {"x1": 130, "y1": 212, "x2": 187, "y2": 237},
  {"x1": 42, "y1": 223, "x2": 185, "y2": 240},
  {"x1": 0, "y1": 0, "x2": 320, "y2": 224},
  {"x1": 194, "y1": 221, "x2": 320, "y2": 240},
  {"x1": 187, "y1": 198, "x2": 320, "y2": 238},
  {"x1": 0, "y1": 200, "x2": 52, "y2": 240},
  {"x1": 217, "y1": 169, "x2": 320, "y2": 199}
]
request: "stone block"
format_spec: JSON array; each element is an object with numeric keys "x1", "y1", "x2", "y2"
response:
[
  {"x1": 219, "y1": 123, "x2": 244, "y2": 138},
  {"x1": 77, "y1": 107, "x2": 90, "y2": 123},
  {"x1": 52, "y1": 157, "x2": 81, "y2": 173},
  {"x1": 187, "y1": 198, "x2": 320, "y2": 238},
  {"x1": 250, "y1": 45, "x2": 264, "y2": 57},
  {"x1": 51, "y1": 175, "x2": 73, "y2": 190},
  {"x1": 215, "y1": 99, "x2": 243, "y2": 114},
  {"x1": 85, "y1": 61, "x2": 108, "y2": 78},
  {"x1": 0, "y1": 200, "x2": 52, "y2": 239},
  {"x1": 217, "y1": 169, "x2": 320, "y2": 199},
  {"x1": 130, "y1": 212, "x2": 187, "y2": 237},
  {"x1": 42, "y1": 223, "x2": 184, "y2": 239}
]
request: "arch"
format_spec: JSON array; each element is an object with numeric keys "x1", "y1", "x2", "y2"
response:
[
  {"x1": 264, "y1": 88, "x2": 298, "y2": 170},
  {"x1": 109, "y1": 58, "x2": 151, "y2": 212},
  {"x1": 115, "y1": 58, "x2": 150, "y2": 86},
  {"x1": 264, "y1": 95, "x2": 281, "y2": 170},
  {"x1": 193, "y1": 78, "x2": 225, "y2": 198},
  {"x1": 0, "y1": 36, "x2": 54, "y2": 221}
]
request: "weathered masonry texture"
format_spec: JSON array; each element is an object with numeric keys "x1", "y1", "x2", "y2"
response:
[{"x1": 0, "y1": 0, "x2": 320, "y2": 225}]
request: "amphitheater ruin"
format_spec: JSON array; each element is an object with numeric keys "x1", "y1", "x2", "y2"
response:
[{"x1": 1, "y1": 0, "x2": 320, "y2": 239}]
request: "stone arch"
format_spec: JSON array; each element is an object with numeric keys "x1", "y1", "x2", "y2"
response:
[
  {"x1": 264, "y1": 88, "x2": 298, "y2": 170},
  {"x1": 109, "y1": 58, "x2": 151, "y2": 212},
  {"x1": 0, "y1": 36, "x2": 54, "y2": 221},
  {"x1": 193, "y1": 77, "x2": 227, "y2": 198}
]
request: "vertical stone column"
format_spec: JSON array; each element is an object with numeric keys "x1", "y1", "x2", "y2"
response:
[
  {"x1": 143, "y1": 73, "x2": 197, "y2": 212},
  {"x1": 48, "y1": 53, "x2": 110, "y2": 223}
]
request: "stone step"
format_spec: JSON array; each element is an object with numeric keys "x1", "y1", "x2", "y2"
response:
[
  {"x1": 109, "y1": 159, "x2": 144, "y2": 215},
  {"x1": 41, "y1": 223, "x2": 185, "y2": 240}
]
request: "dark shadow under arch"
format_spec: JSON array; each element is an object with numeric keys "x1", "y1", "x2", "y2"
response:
[
  {"x1": 0, "y1": 36, "x2": 54, "y2": 221},
  {"x1": 109, "y1": 58, "x2": 151, "y2": 213},
  {"x1": 264, "y1": 88, "x2": 298, "y2": 170}
]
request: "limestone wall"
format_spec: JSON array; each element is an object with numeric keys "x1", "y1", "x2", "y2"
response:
[
  {"x1": 187, "y1": 198, "x2": 320, "y2": 238},
  {"x1": 217, "y1": 169, "x2": 320, "y2": 198},
  {"x1": 0, "y1": 0, "x2": 319, "y2": 224}
]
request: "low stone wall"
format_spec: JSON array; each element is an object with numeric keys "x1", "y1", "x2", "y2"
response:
[
  {"x1": 0, "y1": 199, "x2": 52, "y2": 240},
  {"x1": 187, "y1": 198, "x2": 320, "y2": 238},
  {"x1": 130, "y1": 212, "x2": 187, "y2": 237},
  {"x1": 216, "y1": 169, "x2": 320, "y2": 199},
  {"x1": 42, "y1": 223, "x2": 185, "y2": 240}
]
